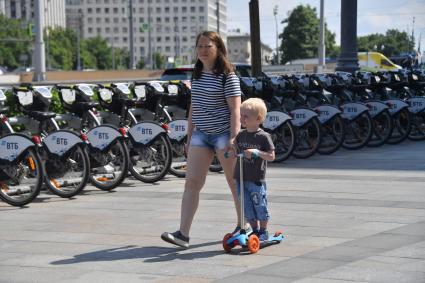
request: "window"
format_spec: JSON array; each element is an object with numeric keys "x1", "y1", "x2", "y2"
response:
[
  {"x1": 105, "y1": 7, "x2": 109, "y2": 13},
  {"x1": 199, "y1": 16, "x2": 204, "y2": 22},
  {"x1": 156, "y1": 7, "x2": 161, "y2": 13},
  {"x1": 140, "y1": 47, "x2": 145, "y2": 55},
  {"x1": 113, "y1": 18, "x2": 119, "y2": 23},
  {"x1": 88, "y1": 27, "x2": 93, "y2": 33},
  {"x1": 113, "y1": 7, "x2": 118, "y2": 13},
  {"x1": 139, "y1": 7, "x2": 144, "y2": 13},
  {"x1": 182, "y1": 7, "x2": 187, "y2": 12},
  {"x1": 97, "y1": 27, "x2": 101, "y2": 34},
  {"x1": 156, "y1": 17, "x2": 161, "y2": 23},
  {"x1": 96, "y1": 8, "x2": 101, "y2": 13},
  {"x1": 87, "y1": 8, "x2": 92, "y2": 14},
  {"x1": 123, "y1": 37, "x2": 128, "y2": 43},
  {"x1": 140, "y1": 37, "x2": 145, "y2": 42},
  {"x1": 190, "y1": 7, "x2": 195, "y2": 12},
  {"x1": 165, "y1": 36, "x2": 170, "y2": 42},
  {"x1": 166, "y1": 46, "x2": 171, "y2": 52},
  {"x1": 106, "y1": 27, "x2": 110, "y2": 33},
  {"x1": 88, "y1": 18, "x2": 93, "y2": 23},
  {"x1": 157, "y1": 36, "x2": 162, "y2": 42},
  {"x1": 105, "y1": 18, "x2": 110, "y2": 23},
  {"x1": 113, "y1": 27, "x2": 119, "y2": 33},
  {"x1": 96, "y1": 17, "x2": 101, "y2": 23},
  {"x1": 139, "y1": 17, "x2": 144, "y2": 23},
  {"x1": 199, "y1": 7, "x2": 204, "y2": 12},
  {"x1": 165, "y1": 17, "x2": 170, "y2": 23},
  {"x1": 123, "y1": 27, "x2": 128, "y2": 33},
  {"x1": 173, "y1": 7, "x2": 178, "y2": 12},
  {"x1": 165, "y1": 7, "x2": 169, "y2": 13},
  {"x1": 182, "y1": 17, "x2": 187, "y2": 22}
]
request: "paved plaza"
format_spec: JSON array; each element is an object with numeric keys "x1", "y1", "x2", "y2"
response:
[{"x1": 1, "y1": 141, "x2": 425, "y2": 282}]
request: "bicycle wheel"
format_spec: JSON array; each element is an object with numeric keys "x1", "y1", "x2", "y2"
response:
[
  {"x1": 292, "y1": 117, "x2": 322, "y2": 159},
  {"x1": 44, "y1": 144, "x2": 90, "y2": 198},
  {"x1": 271, "y1": 120, "x2": 295, "y2": 162},
  {"x1": 367, "y1": 110, "x2": 393, "y2": 147},
  {"x1": 129, "y1": 134, "x2": 172, "y2": 183},
  {"x1": 0, "y1": 148, "x2": 42, "y2": 206},
  {"x1": 408, "y1": 113, "x2": 425, "y2": 141},
  {"x1": 342, "y1": 112, "x2": 373, "y2": 150},
  {"x1": 318, "y1": 115, "x2": 345, "y2": 155},
  {"x1": 168, "y1": 139, "x2": 187, "y2": 178},
  {"x1": 387, "y1": 109, "x2": 411, "y2": 144},
  {"x1": 89, "y1": 139, "x2": 129, "y2": 191}
]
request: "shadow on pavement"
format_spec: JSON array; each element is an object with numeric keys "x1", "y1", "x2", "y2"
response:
[{"x1": 50, "y1": 241, "x2": 223, "y2": 265}]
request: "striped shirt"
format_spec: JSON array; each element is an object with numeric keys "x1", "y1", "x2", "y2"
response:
[{"x1": 191, "y1": 72, "x2": 241, "y2": 134}]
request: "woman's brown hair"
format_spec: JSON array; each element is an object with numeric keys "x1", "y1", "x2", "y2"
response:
[{"x1": 193, "y1": 31, "x2": 234, "y2": 80}]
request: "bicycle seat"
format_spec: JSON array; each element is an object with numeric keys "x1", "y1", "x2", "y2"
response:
[
  {"x1": 74, "y1": 101, "x2": 99, "y2": 111},
  {"x1": 28, "y1": 111, "x2": 56, "y2": 121}
]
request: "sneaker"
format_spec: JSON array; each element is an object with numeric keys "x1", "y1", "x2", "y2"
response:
[
  {"x1": 161, "y1": 231, "x2": 189, "y2": 248},
  {"x1": 258, "y1": 230, "x2": 269, "y2": 242}
]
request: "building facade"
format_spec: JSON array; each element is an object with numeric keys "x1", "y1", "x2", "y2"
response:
[
  {"x1": 2, "y1": 0, "x2": 66, "y2": 28},
  {"x1": 66, "y1": 0, "x2": 227, "y2": 67},
  {"x1": 227, "y1": 33, "x2": 273, "y2": 65}
]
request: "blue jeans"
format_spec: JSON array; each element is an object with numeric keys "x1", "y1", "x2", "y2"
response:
[
  {"x1": 236, "y1": 181, "x2": 270, "y2": 222},
  {"x1": 190, "y1": 128, "x2": 230, "y2": 151}
]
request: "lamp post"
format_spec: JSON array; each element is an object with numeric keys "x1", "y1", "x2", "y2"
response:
[{"x1": 273, "y1": 5, "x2": 279, "y2": 65}]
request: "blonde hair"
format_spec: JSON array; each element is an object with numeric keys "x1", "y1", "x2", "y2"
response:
[{"x1": 241, "y1": 98, "x2": 267, "y2": 122}]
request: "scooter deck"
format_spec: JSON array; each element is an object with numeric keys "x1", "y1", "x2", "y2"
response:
[{"x1": 259, "y1": 233, "x2": 284, "y2": 248}]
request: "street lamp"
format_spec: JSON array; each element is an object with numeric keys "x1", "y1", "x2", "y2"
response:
[{"x1": 273, "y1": 5, "x2": 279, "y2": 65}]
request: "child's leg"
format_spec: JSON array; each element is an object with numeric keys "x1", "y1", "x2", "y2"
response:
[
  {"x1": 249, "y1": 220, "x2": 259, "y2": 231},
  {"x1": 259, "y1": 220, "x2": 268, "y2": 230}
]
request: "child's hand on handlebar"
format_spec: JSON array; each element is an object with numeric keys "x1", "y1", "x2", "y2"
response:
[{"x1": 244, "y1": 148, "x2": 259, "y2": 160}]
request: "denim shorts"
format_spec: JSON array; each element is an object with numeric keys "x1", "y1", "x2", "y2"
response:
[
  {"x1": 190, "y1": 128, "x2": 230, "y2": 151},
  {"x1": 236, "y1": 181, "x2": 270, "y2": 222}
]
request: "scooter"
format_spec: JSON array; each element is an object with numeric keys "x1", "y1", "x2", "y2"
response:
[{"x1": 222, "y1": 153, "x2": 284, "y2": 254}]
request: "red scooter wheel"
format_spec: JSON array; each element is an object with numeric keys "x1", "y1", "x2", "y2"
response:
[{"x1": 222, "y1": 233, "x2": 233, "y2": 252}]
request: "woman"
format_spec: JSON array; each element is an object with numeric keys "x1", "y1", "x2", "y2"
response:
[{"x1": 161, "y1": 31, "x2": 242, "y2": 248}]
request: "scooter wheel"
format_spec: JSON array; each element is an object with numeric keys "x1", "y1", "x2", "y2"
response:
[
  {"x1": 222, "y1": 233, "x2": 233, "y2": 252},
  {"x1": 247, "y1": 234, "x2": 260, "y2": 253},
  {"x1": 274, "y1": 230, "x2": 284, "y2": 237}
]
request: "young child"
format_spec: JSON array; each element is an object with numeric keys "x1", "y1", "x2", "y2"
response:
[{"x1": 234, "y1": 98, "x2": 275, "y2": 241}]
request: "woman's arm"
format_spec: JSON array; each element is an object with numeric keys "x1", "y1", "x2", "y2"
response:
[{"x1": 226, "y1": 95, "x2": 241, "y2": 145}]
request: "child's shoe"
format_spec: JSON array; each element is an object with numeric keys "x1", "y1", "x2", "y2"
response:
[{"x1": 258, "y1": 230, "x2": 269, "y2": 242}]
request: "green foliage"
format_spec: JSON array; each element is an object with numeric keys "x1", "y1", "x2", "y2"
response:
[
  {"x1": 84, "y1": 36, "x2": 112, "y2": 70},
  {"x1": 153, "y1": 52, "x2": 165, "y2": 69},
  {"x1": 279, "y1": 5, "x2": 337, "y2": 64},
  {"x1": 357, "y1": 29, "x2": 414, "y2": 57},
  {"x1": 46, "y1": 27, "x2": 77, "y2": 70},
  {"x1": 113, "y1": 47, "x2": 130, "y2": 69},
  {"x1": 137, "y1": 57, "x2": 145, "y2": 69},
  {"x1": 0, "y1": 14, "x2": 32, "y2": 69}
]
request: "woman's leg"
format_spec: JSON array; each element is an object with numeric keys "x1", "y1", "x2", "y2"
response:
[
  {"x1": 216, "y1": 150, "x2": 241, "y2": 227},
  {"x1": 179, "y1": 146, "x2": 214, "y2": 237}
]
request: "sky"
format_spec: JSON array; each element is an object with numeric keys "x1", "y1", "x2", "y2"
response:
[{"x1": 227, "y1": 0, "x2": 425, "y2": 54}]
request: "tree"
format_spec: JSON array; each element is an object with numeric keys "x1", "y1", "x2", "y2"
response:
[
  {"x1": 0, "y1": 15, "x2": 32, "y2": 69},
  {"x1": 46, "y1": 27, "x2": 77, "y2": 70},
  {"x1": 357, "y1": 29, "x2": 414, "y2": 57},
  {"x1": 153, "y1": 52, "x2": 165, "y2": 69},
  {"x1": 84, "y1": 36, "x2": 112, "y2": 70},
  {"x1": 279, "y1": 5, "x2": 337, "y2": 64},
  {"x1": 137, "y1": 57, "x2": 145, "y2": 69}
]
